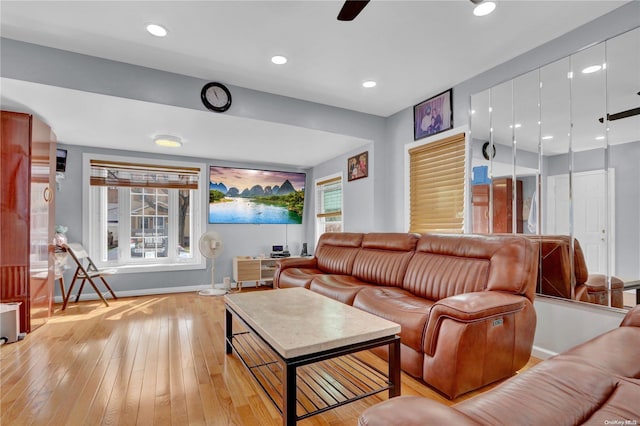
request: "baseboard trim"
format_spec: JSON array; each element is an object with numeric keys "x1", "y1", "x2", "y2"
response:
[
  {"x1": 531, "y1": 345, "x2": 557, "y2": 360},
  {"x1": 53, "y1": 282, "x2": 257, "y2": 304}
]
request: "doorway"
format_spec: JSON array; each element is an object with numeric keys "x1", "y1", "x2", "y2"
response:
[{"x1": 545, "y1": 169, "x2": 615, "y2": 274}]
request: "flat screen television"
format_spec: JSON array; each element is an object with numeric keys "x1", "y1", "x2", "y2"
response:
[{"x1": 209, "y1": 166, "x2": 306, "y2": 224}]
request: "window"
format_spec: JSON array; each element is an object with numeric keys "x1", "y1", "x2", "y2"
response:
[
  {"x1": 84, "y1": 155, "x2": 206, "y2": 272},
  {"x1": 408, "y1": 132, "x2": 467, "y2": 233},
  {"x1": 315, "y1": 174, "x2": 343, "y2": 240}
]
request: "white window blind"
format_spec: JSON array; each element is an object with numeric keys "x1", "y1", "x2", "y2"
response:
[
  {"x1": 316, "y1": 176, "x2": 342, "y2": 219},
  {"x1": 315, "y1": 175, "x2": 343, "y2": 237},
  {"x1": 409, "y1": 132, "x2": 466, "y2": 233},
  {"x1": 90, "y1": 159, "x2": 200, "y2": 190}
]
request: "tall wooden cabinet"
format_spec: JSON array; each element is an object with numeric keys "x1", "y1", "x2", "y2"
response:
[
  {"x1": 472, "y1": 177, "x2": 523, "y2": 234},
  {"x1": 1, "y1": 111, "x2": 57, "y2": 333}
]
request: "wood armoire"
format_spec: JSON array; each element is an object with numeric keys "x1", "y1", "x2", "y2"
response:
[
  {"x1": 1, "y1": 110, "x2": 57, "y2": 333},
  {"x1": 472, "y1": 177, "x2": 523, "y2": 234}
]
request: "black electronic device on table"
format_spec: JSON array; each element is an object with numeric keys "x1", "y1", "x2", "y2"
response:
[{"x1": 270, "y1": 245, "x2": 290, "y2": 258}]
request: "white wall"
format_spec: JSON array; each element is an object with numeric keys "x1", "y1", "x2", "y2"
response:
[{"x1": 1, "y1": 37, "x2": 388, "y2": 293}]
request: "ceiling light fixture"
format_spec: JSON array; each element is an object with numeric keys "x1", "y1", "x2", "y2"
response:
[
  {"x1": 362, "y1": 80, "x2": 377, "y2": 88},
  {"x1": 542, "y1": 135, "x2": 554, "y2": 140},
  {"x1": 146, "y1": 24, "x2": 168, "y2": 37},
  {"x1": 582, "y1": 64, "x2": 602, "y2": 74},
  {"x1": 271, "y1": 55, "x2": 288, "y2": 65},
  {"x1": 471, "y1": 0, "x2": 496, "y2": 17},
  {"x1": 154, "y1": 135, "x2": 182, "y2": 148},
  {"x1": 595, "y1": 135, "x2": 606, "y2": 140}
]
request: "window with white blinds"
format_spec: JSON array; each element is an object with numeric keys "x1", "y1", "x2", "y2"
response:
[
  {"x1": 409, "y1": 132, "x2": 466, "y2": 233},
  {"x1": 89, "y1": 159, "x2": 200, "y2": 190},
  {"x1": 84, "y1": 154, "x2": 205, "y2": 273},
  {"x1": 315, "y1": 174, "x2": 343, "y2": 238}
]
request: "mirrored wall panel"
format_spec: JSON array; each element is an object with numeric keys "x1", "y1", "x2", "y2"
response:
[{"x1": 470, "y1": 27, "x2": 640, "y2": 310}]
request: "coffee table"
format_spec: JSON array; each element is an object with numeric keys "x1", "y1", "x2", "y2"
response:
[{"x1": 225, "y1": 288, "x2": 401, "y2": 425}]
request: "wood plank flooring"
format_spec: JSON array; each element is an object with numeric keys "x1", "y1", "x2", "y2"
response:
[{"x1": 1, "y1": 291, "x2": 540, "y2": 425}]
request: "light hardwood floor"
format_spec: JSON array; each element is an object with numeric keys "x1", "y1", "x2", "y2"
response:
[{"x1": 1, "y1": 291, "x2": 540, "y2": 425}]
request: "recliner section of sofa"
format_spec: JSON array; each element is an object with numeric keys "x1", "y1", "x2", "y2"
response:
[
  {"x1": 274, "y1": 232, "x2": 539, "y2": 399},
  {"x1": 358, "y1": 305, "x2": 640, "y2": 426}
]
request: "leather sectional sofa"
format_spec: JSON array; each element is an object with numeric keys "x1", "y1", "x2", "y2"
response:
[
  {"x1": 358, "y1": 304, "x2": 640, "y2": 425},
  {"x1": 274, "y1": 232, "x2": 539, "y2": 398},
  {"x1": 522, "y1": 235, "x2": 624, "y2": 308}
]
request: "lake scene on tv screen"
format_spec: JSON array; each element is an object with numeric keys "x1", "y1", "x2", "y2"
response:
[{"x1": 209, "y1": 166, "x2": 306, "y2": 224}]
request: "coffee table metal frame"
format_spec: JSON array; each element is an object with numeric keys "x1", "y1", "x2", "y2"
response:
[{"x1": 225, "y1": 304, "x2": 401, "y2": 425}]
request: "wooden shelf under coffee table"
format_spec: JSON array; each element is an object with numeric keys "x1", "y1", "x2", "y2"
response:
[{"x1": 225, "y1": 288, "x2": 401, "y2": 426}]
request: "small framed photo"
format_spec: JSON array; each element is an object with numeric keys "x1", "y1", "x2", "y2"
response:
[
  {"x1": 348, "y1": 151, "x2": 368, "y2": 181},
  {"x1": 413, "y1": 88, "x2": 453, "y2": 140}
]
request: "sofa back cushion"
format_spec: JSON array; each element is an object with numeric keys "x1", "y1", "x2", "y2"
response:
[
  {"x1": 352, "y1": 233, "x2": 419, "y2": 287},
  {"x1": 315, "y1": 232, "x2": 363, "y2": 275},
  {"x1": 403, "y1": 234, "x2": 538, "y2": 301}
]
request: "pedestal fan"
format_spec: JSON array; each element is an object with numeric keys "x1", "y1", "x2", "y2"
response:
[{"x1": 198, "y1": 231, "x2": 226, "y2": 296}]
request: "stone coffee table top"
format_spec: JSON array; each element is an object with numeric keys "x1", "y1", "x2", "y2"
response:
[{"x1": 225, "y1": 287, "x2": 401, "y2": 358}]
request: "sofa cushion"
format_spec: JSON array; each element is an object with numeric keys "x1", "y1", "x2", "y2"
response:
[
  {"x1": 315, "y1": 232, "x2": 363, "y2": 275},
  {"x1": 309, "y1": 275, "x2": 376, "y2": 305},
  {"x1": 585, "y1": 377, "x2": 640, "y2": 425},
  {"x1": 455, "y1": 359, "x2": 637, "y2": 425},
  {"x1": 360, "y1": 232, "x2": 419, "y2": 251},
  {"x1": 553, "y1": 326, "x2": 640, "y2": 379},
  {"x1": 404, "y1": 234, "x2": 538, "y2": 301},
  {"x1": 351, "y1": 233, "x2": 418, "y2": 288},
  {"x1": 353, "y1": 286, "x2": 434, "y2": 353},
  {"x1": 278, "y1": 267, "x2": 324, "y2": 288}
]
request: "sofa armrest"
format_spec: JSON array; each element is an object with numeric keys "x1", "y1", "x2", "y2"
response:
[
  {"x1": 585, "y1": 273, "x2": 624, "y2": 291},
  {"x1": 273, "y1": 257, "x2": 318, "y2": 287},
  {"x1": 276, "y1": 257, "x2": 317, "y2": 270},
  {"x1": 358, "y1": 396, "x2": 480, "y2": 426},
  {"x1": 621, "y1": 305, "x2": 640, "y2": 327},
  {"x1": 424, "y1": 291, "x2": 526, "y2": 356}
]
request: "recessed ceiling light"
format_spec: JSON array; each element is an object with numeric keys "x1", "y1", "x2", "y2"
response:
[
  {"x1": 542, "y1": 135, "x2": 553, "y2": 140},
  {"x1": 271, "y1": 55, "x2": 287, "y2": 65},
  {"x1": 473, "y1": 1, "x2": 496, "y2": 17},
  {"x1": 595, "y1": 135, "x2": 606, "y2": 140},
  {"x1": 154, "y1": 135, "x2": 182, "y2": 148},
  {"x1": 362, "y1": 80, "x2": 377, "y2": 88},
  {"x1": 509, "y1": 123, "x2": 522, "y2": 129},
  {"x1": 582, "y1": 65, "x2": 602, "y2": 74},
  {"x1": 146, "y1": 24, "x2": 168, "y2": 37}
]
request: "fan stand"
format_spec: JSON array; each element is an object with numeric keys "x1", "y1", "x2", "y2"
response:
[{"x1": 198, "y1": 260, "x2": 227, "y2": 296}]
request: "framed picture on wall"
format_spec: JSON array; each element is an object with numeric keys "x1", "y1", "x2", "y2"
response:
[
  {"x1": 348, "y1": 151, "x2": 368, "y2": 181},
  {"x1": 413, "y1": 88, "x2": 453, "y2": 140}
]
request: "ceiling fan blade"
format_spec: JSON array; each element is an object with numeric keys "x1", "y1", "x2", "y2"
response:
[
  {"x1": 598, "y1": 107, "x2": 640, "y2": 123},
  {"x1": 337, "y1": 0, "x2": 370, "y2": 21}
]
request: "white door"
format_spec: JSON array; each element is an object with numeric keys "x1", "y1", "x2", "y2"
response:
[{"x1": 546, "y1": 170, "x2": 615, "y2": 274}]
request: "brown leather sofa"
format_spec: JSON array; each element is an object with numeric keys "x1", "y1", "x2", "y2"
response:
[
  {"x1": 358, "y1": 304, "x2": 640, "y2": 425},
  {"x1": 524, "y1": 235, "x2": 624, "y2": 308},
  {"x1": 274, "y1": 232, "x2": 539, "y2": 398}
]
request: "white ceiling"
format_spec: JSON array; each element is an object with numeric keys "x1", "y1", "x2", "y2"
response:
[{"x1": 0, "y1": 1, "x2": 628, "y2": 167}]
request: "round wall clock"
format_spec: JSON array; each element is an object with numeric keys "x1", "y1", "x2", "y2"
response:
[
  {"x1": 482, "y1": 142, "x2": 496, "y2": 160},
  {"x1": 201, "y1": 82, "x2": 232, "y2": 113}
]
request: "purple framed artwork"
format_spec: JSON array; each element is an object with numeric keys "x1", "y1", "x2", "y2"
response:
[{"x1": 413, "y1": 88, "x2": 453, "y2": 140}]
